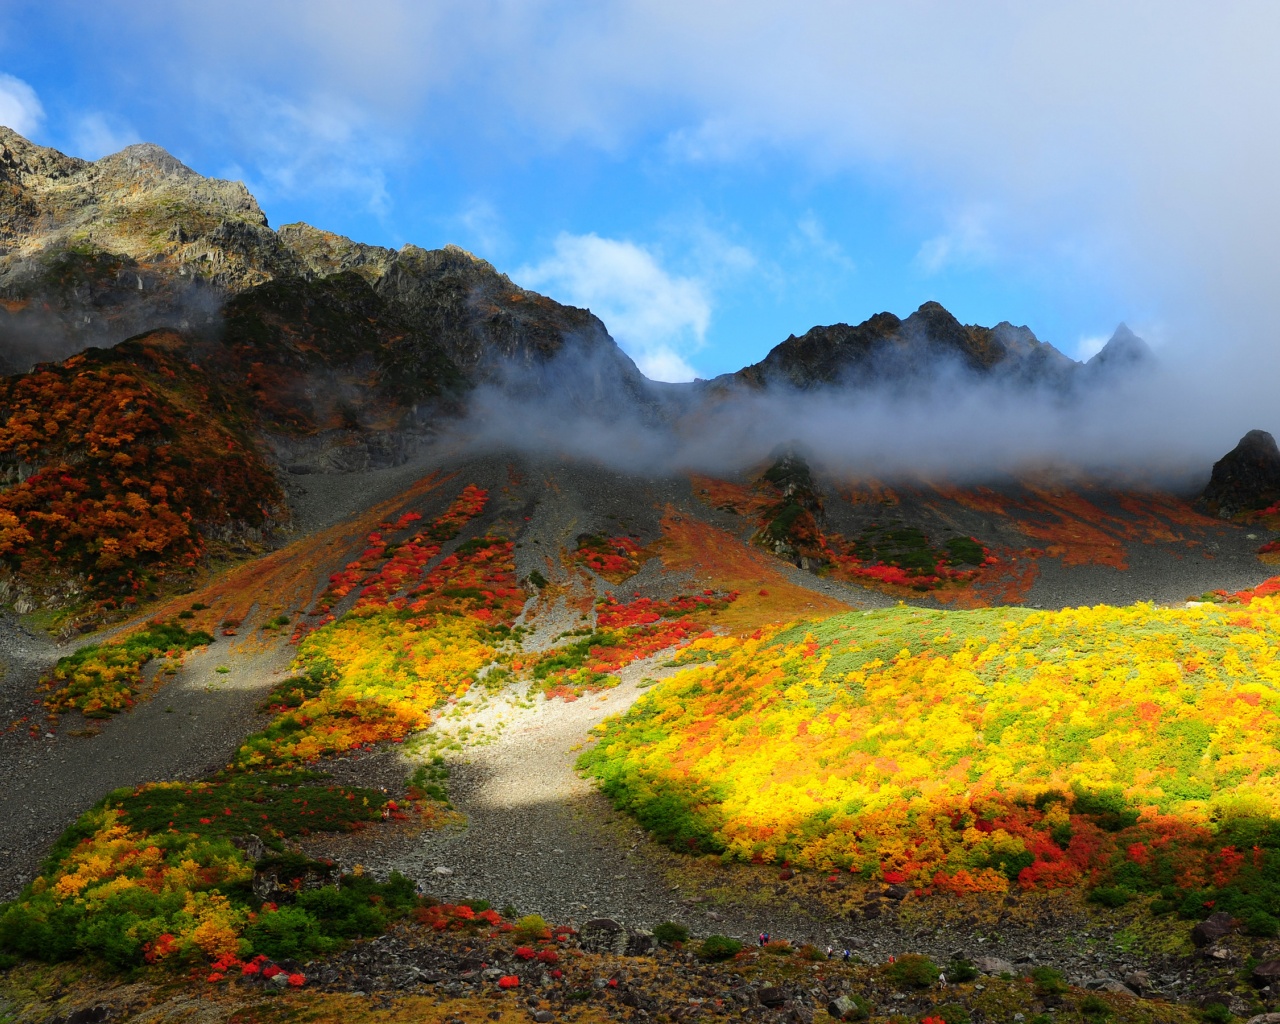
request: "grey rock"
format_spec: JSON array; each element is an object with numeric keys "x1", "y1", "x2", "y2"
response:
[
  {"x1": 1090, "y1": 979, "x2": 1138, "y2": 997},
  {"x1": 757, "y1": 987, "x2": 787, "y2": 1008},
  {"x1": 826, "y1": 995, "x2": 868, "y2": 1021},
  {"x1": 1252, "y1": 960, "x2": 1280, "y2": 987},
  {"x1": 1123, "y1": 970, "x2": 1157, "y2": 996},
  {"x1": 1191, "y1": 911, "x2": 1235, "y2": 947},
  {"x1": 974, "y1": 956, "x2": 1016, "y2": 976},
  {"x1": 785, "y1": 1001, "x2": 814, "y2": 1024},
  {"x1": 579, "y1": 918, "x2": 625, "y2": 954}
]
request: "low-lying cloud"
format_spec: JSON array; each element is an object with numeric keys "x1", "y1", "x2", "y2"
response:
[{"x1": 454, "y1": 335, "x2": 1228, "y2": 491}]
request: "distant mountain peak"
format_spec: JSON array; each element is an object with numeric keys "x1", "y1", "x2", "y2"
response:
[
  {"x1": 1087, "y1": 323, "x2": 1153, "y2": 372},
  {"x1": 726, "y1": 299, "x2": 1082, "y2": 392}
]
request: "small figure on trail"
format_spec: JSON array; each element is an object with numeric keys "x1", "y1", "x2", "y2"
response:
[
  {"x1": 842, "y1": 949, "x2": 851, "y2": 961},
  {"x1": 759, "y1": 932, "x2": 766, "y2": 946}
]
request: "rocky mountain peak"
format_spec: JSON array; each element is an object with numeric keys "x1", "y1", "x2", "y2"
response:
[
  {"x1": 728, "y1": 300, "x2": 1082, "y2": 392},
  {"x1": 1087, "y1": 323, "x2": 1153, "y2": 374},
  {"x1": 92, "y1": 142, "x2": 199, "y2": 183}
]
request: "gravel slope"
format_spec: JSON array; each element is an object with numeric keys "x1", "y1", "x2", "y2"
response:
[{"x1": 0, "y1": 632, "x2": 290, "y2": 900}]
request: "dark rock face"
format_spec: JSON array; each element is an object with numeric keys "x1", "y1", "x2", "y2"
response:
[
  {"x1": 1201, "y1": 430, "x2": 1280, "y2": 516},
  {"x1": 1191, "y1": 911, "x2": 1237, "y2": 947},
  {"x1": 1251, "y1": 959, "x2": 1280, "y2": 987},
  {"x1": 724, "y1": 300, "x2": 1082, "y2": 392}
]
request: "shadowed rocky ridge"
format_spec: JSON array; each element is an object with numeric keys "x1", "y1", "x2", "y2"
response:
[{"x1": 717, "y1": 300, "x2": 1149, "y2": 393}]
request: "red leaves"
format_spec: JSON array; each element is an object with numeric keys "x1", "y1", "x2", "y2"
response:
[{"x1": 0, "y1": 350, "x2": 282, "y2": 597}]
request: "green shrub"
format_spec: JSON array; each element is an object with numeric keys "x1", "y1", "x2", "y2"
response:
[
  {"x1": 0, "y1": 899, "x2": 85, "y2": 962},
  {"x1": 930, "y1": 1002, "x2": 971, "y2": 1024},
  {"x1": 1245, "y1": 910, "x2": 1279, "y2": 937},
  {"x1": 884, "y1": 954, "x2": 939, "y2": 988},
  {"x1": 945, "y1": 957, "x2": 979, "y2": 983},
  {"x1": 698, "y1": 935, "x2": 743, "y2": 961},
  {"x1": 1071, "y1": 785, "x2": 1139, "y2": 831},
  {"x1": 514, "y1": 914, "x2": 550, "y2": 943},
  {"x1": 243, "y1": 904, "x2": 338, "y2": 960},
  {"x1": 1200, "y1": 1003, "x2": 1232, "y2": 1023},
  {"x1": 1029, "y1": 966, "x2": 1068, "y2": 996},
  {"x1": 1088, "y1": 886, "x2": 1132, "y2": 908},
  {"x1": 1079, "y1": 993, "x2": 1111, "y2": 1017},
  {"x1": 798, "y1": 942, "x2": 827, "y2": 961},
  {"x1": 653, "y1": 921, "x2": 690, "y2": 946}
]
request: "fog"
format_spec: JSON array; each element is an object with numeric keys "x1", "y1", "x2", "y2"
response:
[
  {"x1": 0, "y1": 274, "x2": 223, "y2": 375},
  {"x1": 454, "y1": 331, "x2": 1224, "y2": 490}
]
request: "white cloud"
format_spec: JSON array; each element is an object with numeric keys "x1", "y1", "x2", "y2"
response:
[
  {"x1": 517, "y1": 232, "x2": 710, "y2": 382},
  {"x1": 213, "y1": 90, "x2": 394, "y2": 217},
  {"x1": 913, "y1": 209, "x2": 995, "y2": 276},
  {"x1": 450, "y1": 198, "x2": 507, "y2": 260},
  {"x1": 0, "y1": 72, "x2": 43, "y2": 137},
  {"x1": 795, "y1": 214, "x2": 855, "y2": 274},
  {"x1": 67, "y1": 112, "x2": 140, "y2": 159},
  {"x1": 1075, "y1": 334, "x2": 1110, "y2": 361}
]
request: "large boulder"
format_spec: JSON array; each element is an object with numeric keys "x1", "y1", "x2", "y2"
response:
[
  {"x1": 1191, "y1": 911, "x2": 1237, "y2": 947},
  {"x1": 1201, "y1": 430, "x2": 1280, "y2": 516}
]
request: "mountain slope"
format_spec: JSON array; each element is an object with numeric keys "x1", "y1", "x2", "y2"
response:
[{"x1": 0, "y1": 128, "x2": 648, "y2": 403}]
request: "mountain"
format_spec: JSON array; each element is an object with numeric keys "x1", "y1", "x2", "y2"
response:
[
  {"x1": 0, "y1": 127, "x2": 1200, "y2": 622},
  {"x1": 0, "y1": 128, "x2": 649, "y2": 406},
  {"x1": 718, "y1": 300, "x2": 1145, "y2": 393}
]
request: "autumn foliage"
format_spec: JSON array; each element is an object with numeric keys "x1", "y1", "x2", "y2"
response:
[
  {"x1": 582, "y1": 598, "x2": 1280, "y2": 918},
  {"x1": 0, "y1": 335, "x2": 282, "y2": 602}
]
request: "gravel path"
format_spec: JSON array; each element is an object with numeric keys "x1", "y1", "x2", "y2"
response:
[
  {"x1": 387, "y1": 657, "x2": 709, "y2": 930},
  {"x1": 383, "y1": 653, "x2": 850, "y2": 946}
]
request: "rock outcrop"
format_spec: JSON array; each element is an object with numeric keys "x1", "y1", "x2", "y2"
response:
[{"x1": 1201, "y1": 430, "x2": 1280, "y2": 516}]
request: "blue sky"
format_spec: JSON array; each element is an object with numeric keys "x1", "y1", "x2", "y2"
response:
[{"x1": 1, "y1": 2, "x2": 1277, "y2": 384}]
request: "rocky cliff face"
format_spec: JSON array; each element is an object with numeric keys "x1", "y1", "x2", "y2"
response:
[{"x1": 719, "y1": 300, "x2": 1142, "y2": 393}]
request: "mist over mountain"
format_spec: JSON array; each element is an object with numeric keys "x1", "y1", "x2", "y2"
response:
[{"x1": 0, "y1": 125, "x2": 1244, "y2": 489}]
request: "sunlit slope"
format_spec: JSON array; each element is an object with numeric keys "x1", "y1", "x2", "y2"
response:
[{"x1": 583, "y1": 598, "x2": 1280, "y2": 916}]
